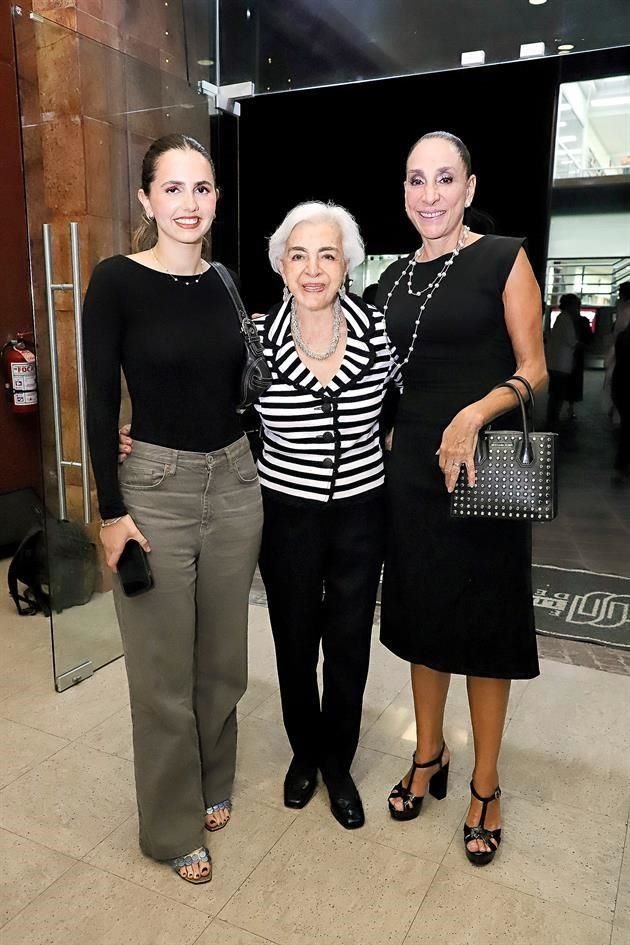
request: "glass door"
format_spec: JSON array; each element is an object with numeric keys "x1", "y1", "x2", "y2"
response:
[{"x1": 13, "y1": 7, "x2": 213, "y2": 690}]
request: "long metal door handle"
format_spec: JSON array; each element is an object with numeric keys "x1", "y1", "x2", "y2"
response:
[
  {"x1": 42, "y1": 222, "x2": 92, "y2": 524},
  {"x1": 69, "y1": 222, "x2": 92, "y2": 524},
  {"x1": 43, "y1": 223, "x2": 69, "y2": 521}
]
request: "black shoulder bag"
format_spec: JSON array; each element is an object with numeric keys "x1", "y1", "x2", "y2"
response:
[
  {"x1": 212, "y1": 262, "x2": 273, "y2": 412},
  {"x1": 450, "y1": 375, "x2": 558, "y2": 522}
]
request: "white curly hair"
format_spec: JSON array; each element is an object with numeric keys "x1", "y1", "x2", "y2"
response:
[{"x1": 268, "y1": 201, "x2": 365, "y2": 274}]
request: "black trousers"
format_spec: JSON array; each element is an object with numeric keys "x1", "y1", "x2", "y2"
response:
[
  {"x1": 545, "y1": 370, "x2": 572, "y2": 430},
  {"x1": 259, "y1": 487, "x2": 385, "y2": 781},
  {"x1": 615, "y1": 404, "x2": 630, "y2": 472}
]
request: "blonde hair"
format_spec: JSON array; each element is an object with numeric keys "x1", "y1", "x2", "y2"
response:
[{"x1": 132, "y1": 215, "x2": 158, "y2": 253}]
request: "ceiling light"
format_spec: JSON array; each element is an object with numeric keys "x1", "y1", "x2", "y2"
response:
[
  {"x1": 559, "y1": 135, "x2": 577, "y2": 143},
  {"x1": 557, "y1": 44, "x2": 575, "y2": 52},
  {"x1": 461, "y1": 50, "x2": 486, "y2": 66},
  {"x1": 591, "y1": 95, "x2": 630, "y2": 107},
  {"x1": 197, "y1": 59, "x2": 214, "y2": 66},
  {"x1": 520, "y1": 42, "x2": 545, "y2": 58},
  {"x1": 529, "y1": 0, "x2": 547, "y2": 5}
]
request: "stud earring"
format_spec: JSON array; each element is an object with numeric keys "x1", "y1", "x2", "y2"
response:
[{"x1": 282, "y1": 285, "x2": 290, "y2": 303}]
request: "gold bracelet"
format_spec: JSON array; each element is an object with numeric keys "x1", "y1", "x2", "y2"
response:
[{"x1": 100, "y1": 516, "x2": 124, "y2": 528}]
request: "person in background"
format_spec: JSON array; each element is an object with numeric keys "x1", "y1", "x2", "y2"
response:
[
  {"x1": 362, "y1": 282, "x2": 379, "y2": 305},
  {"x1": 377, "y1": 131, "x2": 546, "y2": 866},
  {"x1": 84, "y1": 134, "x2": 263, "y2": 884},
  {"x1": 611, "y1": 321, "x2": 630, "y2": 485},
  {"x1": 545, "y1": 293, "x2": 581, "y2": 431},
  {"x1": 604, "y1": 282, "x2": 630, "y2": 426},
  {"x1": 565, "y1": 301, "x2": 592, "y2": 421}
]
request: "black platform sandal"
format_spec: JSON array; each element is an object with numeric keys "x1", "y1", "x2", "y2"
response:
[
  {"x1": 388, "y1": 742, "x2": 449, "y2": 821},
  {"x1": 463, "y1": 781, "x2": 502, "y2": 866}
]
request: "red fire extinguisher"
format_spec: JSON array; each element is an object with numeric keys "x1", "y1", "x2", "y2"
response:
[{"x1": 1, "y1": 331, "x2": 38, "y2": 415}]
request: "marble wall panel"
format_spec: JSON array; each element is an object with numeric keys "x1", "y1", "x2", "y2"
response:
[
  {"x1": 35, "y1": 24, "x2": 80, "y2": 117},
  {"x1": 13, "y1": 12, "x2": 41, "y2": 128},
  {"x1": 76, "y1": 9, "x2": 122, "y2": 50},
  {"x1": 33, "y1": 4, "x2": 78, "y2": 31},
  {"x1": 78, "y1": 39, "x2": 127, "y2": 125},
  {"x1": 41, "y1": 117, "x2": 87, "y2": 216},
  {"x1": 84, "y1": 118, "x2": 118, "y2": 220}
]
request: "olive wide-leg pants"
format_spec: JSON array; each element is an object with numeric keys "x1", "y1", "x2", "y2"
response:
[{"x1": 113, "y1": 436, "x2": 262, "y2": 860}]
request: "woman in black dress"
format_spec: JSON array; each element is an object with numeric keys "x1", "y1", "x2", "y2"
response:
[{"x1": 377, "y1": 132, "x2": 547, "y2": 865}]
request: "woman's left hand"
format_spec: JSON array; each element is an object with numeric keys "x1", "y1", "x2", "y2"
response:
[{"x1": 437, "y1": 405, "x2": 483, "y2": 493}]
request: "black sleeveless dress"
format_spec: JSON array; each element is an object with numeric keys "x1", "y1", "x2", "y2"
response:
[{"x1": 376, "y1": 235, "x2": 539, "y2": 679}]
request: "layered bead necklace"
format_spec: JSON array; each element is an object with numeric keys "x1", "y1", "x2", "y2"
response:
[
  {"x1": 290, "y1": 297, "x2": 343, "y2": 360},
  {"x1": 383, "y1": 225, "x2": 469, "y2": 369}
]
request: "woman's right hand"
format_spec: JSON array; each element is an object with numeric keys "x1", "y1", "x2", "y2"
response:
[
  {"x1": 99, "y1": 514, "x2": 151, "y2": 571},
  {"x1": 118, "y1": 424, "x2": 133, "y2": 464}
]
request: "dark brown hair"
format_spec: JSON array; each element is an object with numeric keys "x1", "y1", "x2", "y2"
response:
[
  {"x1": 407, "y1": 131, "x2": 472, "y2": 177},
  {"x1": 132, "y1": 134, "x2": 216, "y2": 252}
]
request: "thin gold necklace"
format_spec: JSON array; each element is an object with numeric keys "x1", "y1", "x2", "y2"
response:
[{"x1": 151, "y1": 248, "x2": 205, "y2": 286}]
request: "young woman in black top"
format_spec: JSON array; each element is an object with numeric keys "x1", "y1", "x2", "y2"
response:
[{"x1": 83, "y1": 135, "x2": 263, "y2": 884}]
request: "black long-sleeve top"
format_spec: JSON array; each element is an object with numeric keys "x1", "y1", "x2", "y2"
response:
[{"x1": 83, "y1": 255, "x2": 244, "y2": 519}]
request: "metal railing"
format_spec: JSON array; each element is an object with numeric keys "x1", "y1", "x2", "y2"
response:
[{"x1": 545, "y1": 256, "x2": 630, "y2": 305}]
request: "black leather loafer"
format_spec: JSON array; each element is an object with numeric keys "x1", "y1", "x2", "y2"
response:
[
  {"x1": 326, "y1": 775, "x2": 365, "y2": 830},
  {"x1": 283, "y1": 759, "x2": 318, "y2": 809}
]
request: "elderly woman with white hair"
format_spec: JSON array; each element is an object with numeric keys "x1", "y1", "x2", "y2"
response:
[{"x1": 254, "y1": 201, "x2": 398, "y2": 829}]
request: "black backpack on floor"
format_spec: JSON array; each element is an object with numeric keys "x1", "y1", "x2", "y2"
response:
[
  {"x1": 8, "y1": 519, "x2": 97, "y2": 616},
  {"x1": 0, "y1": 488, "x2": 44, "y2": 559}
]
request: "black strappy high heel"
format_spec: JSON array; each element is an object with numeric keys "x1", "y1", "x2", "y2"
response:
[
  {"x1": 463, "y1": 781, "x2": 502, "y2": 866},
  {"x1": 388, "y1": 742, "x2": 449, "y2": 821}
]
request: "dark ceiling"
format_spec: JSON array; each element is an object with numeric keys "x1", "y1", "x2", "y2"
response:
[{"x1": 218, "y1": 0, "x2": 630, "y2": 91}]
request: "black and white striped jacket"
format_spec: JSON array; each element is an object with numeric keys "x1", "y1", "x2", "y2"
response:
[{"x1": 254, "y1": 293, "x2": 399, "y2": 502}]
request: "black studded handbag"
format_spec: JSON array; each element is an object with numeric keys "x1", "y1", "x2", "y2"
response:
[
  {"x1": 450, "y1": 376, "x2": 558, "y2": 523},
  {"x1": 212, "y1": 262, "x2": 273, "y2": 412}
]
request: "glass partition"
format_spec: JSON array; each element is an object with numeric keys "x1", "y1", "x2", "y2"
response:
[{"x1": 13, "y1": 8, "x2": 212, "y2": 689}]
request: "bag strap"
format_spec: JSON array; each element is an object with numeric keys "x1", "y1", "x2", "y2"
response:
[
  {"x1": 509, "y1": 374, "x2": 536, "y2": 426},
  {"x1": 7, "y1": 527, "x2": 49, "y2": 616},
  {"x1": 494, "y1": 380, "x2": 535, "y2": 464},
  {"x1": 211, "y1": 262, "x2": 248, "y2": 326},
  {"x1": 211, "y1": 261, "x2": 264, "y2": 351}
]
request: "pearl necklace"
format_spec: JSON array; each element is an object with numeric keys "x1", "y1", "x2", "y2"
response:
[
  {"x1": 151, "y1": 248, "x2": 205, "y2": 285},
  {"x1": 290, "y1": 297, "x2": 343, "y2": 360},
  {"x1": 383, "y1": 226, "x2": 469, "y2": 369}
]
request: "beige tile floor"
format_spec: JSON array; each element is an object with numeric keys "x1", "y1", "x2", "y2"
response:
[{"x1": 1, "y1": 593, "x2": 628, "y2": 945}]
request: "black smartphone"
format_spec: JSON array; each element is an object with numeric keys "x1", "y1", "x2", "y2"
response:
[{"x1": 117, "y1": 539, "x2": 153, "y2": 597}]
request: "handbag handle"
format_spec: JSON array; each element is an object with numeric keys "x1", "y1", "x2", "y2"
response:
[
  {"x1": 475, "y1": 380, "x2": 534, "y2": 466},
  {"x1": 211, "y1": 261, "x2": 260, "y2": 345},
  {"x1": 509, "y1": 374, "x2": 536, "y2": 429}
]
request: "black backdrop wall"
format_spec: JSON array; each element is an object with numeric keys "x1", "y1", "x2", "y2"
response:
[{"x1": 215, "y1": 45, "x2": 630, "y2": 312}]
